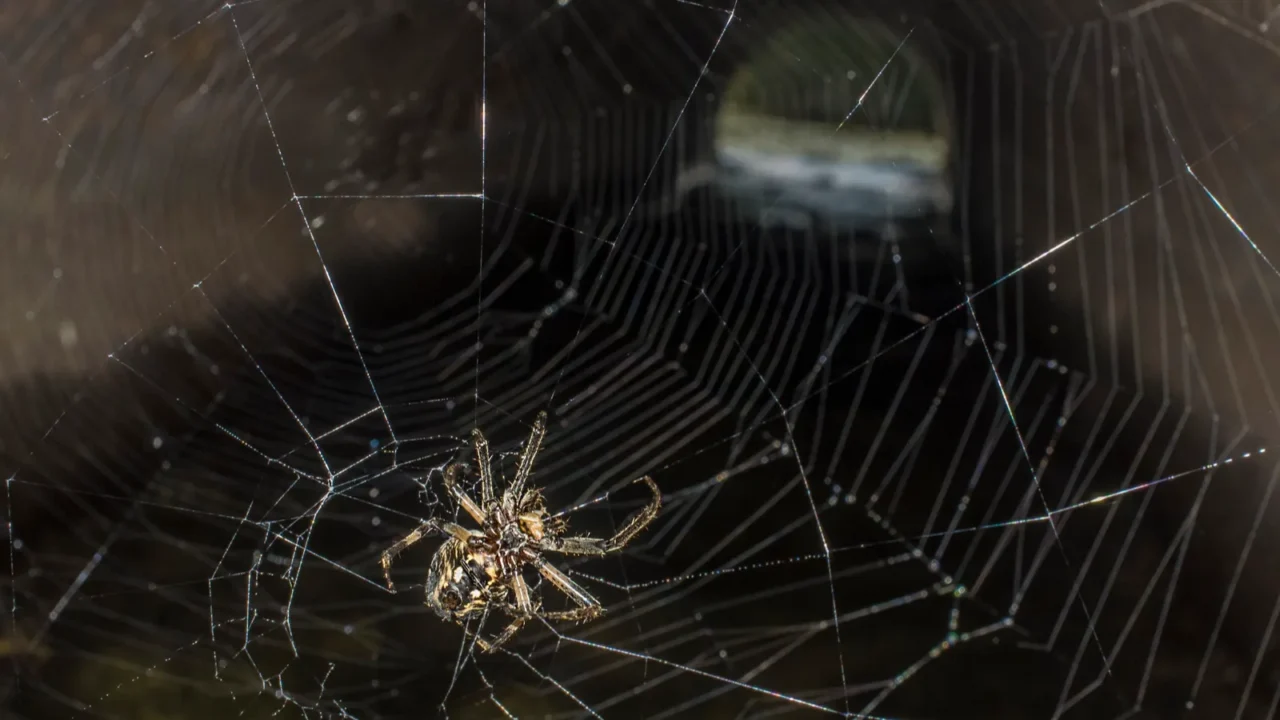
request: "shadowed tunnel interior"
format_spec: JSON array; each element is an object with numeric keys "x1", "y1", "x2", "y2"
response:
[{"x1": 3, "y1": 1, "x2": 1280, "y2": 718}]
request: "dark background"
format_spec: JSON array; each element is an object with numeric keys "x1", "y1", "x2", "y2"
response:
[{"x1": 2, "y1": 1, "x2": 1280, "y2": 718}]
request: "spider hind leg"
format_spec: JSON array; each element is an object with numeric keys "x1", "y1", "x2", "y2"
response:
[
  {"x1": 474, "y1": 562, "x2": 604, "y2": 651},
  {"x1": 476, "y1": 615, "x2": 529, "y2": 653},
  {"x1": 474, "y1": 574, "x2": 536, "y2": 652},
  {"x1": 534, "y1": 556, "x2": 603, "y2": 616}
]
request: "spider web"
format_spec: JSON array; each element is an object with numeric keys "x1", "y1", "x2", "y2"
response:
[{"x1": 3, "y1": 0, "x2": 1280, "y2": 718}]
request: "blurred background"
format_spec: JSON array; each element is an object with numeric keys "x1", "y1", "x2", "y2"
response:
[{"x1": 2, "y1": 0, "x2": 1280, "y2": 717}]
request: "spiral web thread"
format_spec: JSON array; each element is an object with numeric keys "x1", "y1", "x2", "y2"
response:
[{"x1": 2, "y1": 1, "x2": 1280, "y2": 718}]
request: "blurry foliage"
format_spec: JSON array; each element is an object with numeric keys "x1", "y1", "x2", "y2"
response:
[
  {"x1": 722, "y1": 12, "x2": 947, "y2": 134},
  {"x1": 717, "y1": 111, "x2": 951, "y2": 168},
  {"x1": 0, "y1": 631, "x2": 50, "y2": 661},
  {"x1": 65, "y1": 647, "x2": 294, "y2": 720}
]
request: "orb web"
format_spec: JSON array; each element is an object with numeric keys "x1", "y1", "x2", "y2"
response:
[{"x1": 2, "y1": 1, "x2": 1280, "y2": 719}]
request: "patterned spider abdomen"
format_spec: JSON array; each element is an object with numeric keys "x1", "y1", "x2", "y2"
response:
[{"x1": 426, "y1": 539, "x2": 497, "y2": 620}]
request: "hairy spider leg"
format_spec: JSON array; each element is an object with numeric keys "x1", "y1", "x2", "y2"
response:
[
  {"x1": 543, "y1": 476, "x2": 661, "y2": 556},
  {"x1": 442, "y1": 462, "x2": 485, "y2": 525},
  {"x1": 539, "y1": 605, "x2": 604, "y2": 623},
  {"x1": 508, "y1": 411, "x2": 547, "y2": 505},
  {"x1": 471, "y1": 427, "x2": 495, "y2": 508},
  {"x1": 471, "y1": 571, "x2": 597, "y2": 652},
  {"x1": 477, "y1": 574, "x2": 536, "y2": 652},
  {"x1": 379, "y1": 518, "x2": 474, "y2": 593},
  {"x1": 510, "y1": 572, "x2": 534, "y2": 613},
  {"x1": 533, "y1": 556, "x2": 604, "y2": 622}
]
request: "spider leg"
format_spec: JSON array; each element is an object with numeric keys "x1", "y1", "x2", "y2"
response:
[
  {"x1": 533, "y1": 556, "x2": 603, "y2": 620},
  {"x1": 379, "y1": 519, "x2": 474, "y2": 593},
  {"x1": 442, "y1": 462, "x2": 485, "y2": 524},
  {"x1": 471, "y1": 427, "x2": 495, "y2": 508},
  {"x1": 475, "y1": 604, "x2": 596, "y2": 653},
  {"x1": 510, "y1": 572, "x2": 535, "y2": 614},
  {"x1": 475, "y1": 617, "x2": 529, "y2": 653},
  {"x1": 509, "y1": 411, "x2": 547, "y2": 502},
  {"x1": 476, "y1": 574, "x2": 536, "y2": 653},
  {"x1": 540, "y1": 606, "x2": 603, "y2": 623},
  {"x1": 541, "y1": 476, "x2": 661, "y2": 556}
]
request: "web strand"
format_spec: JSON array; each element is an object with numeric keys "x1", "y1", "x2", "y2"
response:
[{"x1": 4, "y1": 4, "x2": 1280, "y2": 719}]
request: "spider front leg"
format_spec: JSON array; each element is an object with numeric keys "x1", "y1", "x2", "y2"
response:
[
  {"x1": 379, "y1": 518, "x2": 474, "y2": 593},
  {"x1": 509, "y1": 411, "x2": 547, "y2": 502},
  {"x1": 443, "y1": 462, "x2": 485, "y2": 525},
  {"x1": 542, "y1": 476, "x2": 661, "y2": 556},
  {"x1": 471, "y1": 427, "x2": 495, "y2": 508}
]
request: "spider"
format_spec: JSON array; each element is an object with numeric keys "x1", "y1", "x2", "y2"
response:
[{"x1": 380, "y1": 411, "x2": 661, "y2": 652}]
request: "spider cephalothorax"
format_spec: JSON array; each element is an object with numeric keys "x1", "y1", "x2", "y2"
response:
[{"x1": 381, "y1": 411, "x2": 661, "y2": 651}]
